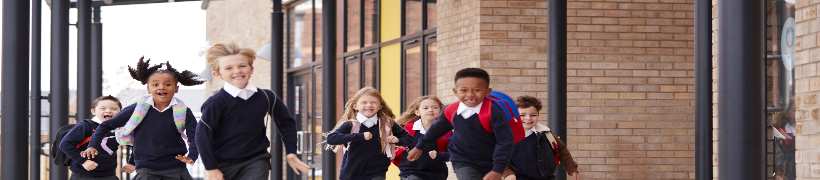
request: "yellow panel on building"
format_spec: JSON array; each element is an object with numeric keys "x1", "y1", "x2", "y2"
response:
[{"x1": 380, "y1": 0, "x2": 401, "y2": 178}]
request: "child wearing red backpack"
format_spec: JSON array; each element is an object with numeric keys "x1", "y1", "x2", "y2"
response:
[
  {"x1": 407, "y1": 68, "x2": 522, "y2": 180},
  {"x1": 59, "y1": 95, "x2": 122, "y2": 180},
  {"x1": 508, "y1": 96, "x2": 578, "y2": 180},
  {"x1": 394, "y1": 96, "x2": 450, "y2": 180}
]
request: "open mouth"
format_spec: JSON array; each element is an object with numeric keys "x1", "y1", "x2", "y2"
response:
[
  {"x1": 103, "y1": 115, "x2": 113, "y2": 119},
  {"x1": 156, "y1": 91, "x2": 169, "y2": 97}
]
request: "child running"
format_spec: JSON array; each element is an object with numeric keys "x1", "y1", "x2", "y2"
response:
[
  {"x1": 59, "y1": 95, "x2": 122, "y2": 180},
  {"x1": 508, "y1": 95, "x2": 577, "y2": 180},
  {"x1": 82, "y1": 58, "x2": 202, "y2": 180},
  {"x1": 395, "y1": 96, "x2": 451, "y2": 180},
  {"x1": 326, "y1": 87, "x2": 413, "y2": 180}
]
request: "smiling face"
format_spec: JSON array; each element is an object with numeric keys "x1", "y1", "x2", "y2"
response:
[
  {"x1": 214, "y1": 54, "x2": 254, "y2": 89},
  {"x1": 146, "y1": 72, "x2": 179, "y2": 106},
  {"x1": 354, "y1": 95, "x2": 382, "y2": 118},
  {"x1": 91, "y1": 100, "x2": 121, "y2": 121},
  {"x1": 415, "y1": 99, "x2": 441, "y2": 122},
  {"x1": 518, "y1": 107, "x2": 539, "y2": 130},
  {"x1": 453, "y1": 77, "x2": 491, "y2": 107}
]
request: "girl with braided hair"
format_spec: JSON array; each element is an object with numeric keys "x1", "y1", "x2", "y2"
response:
[{"x1": 82, "y1": 58, "x2": 203, "y2": 180}]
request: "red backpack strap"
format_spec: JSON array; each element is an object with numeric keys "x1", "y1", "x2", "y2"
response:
[
  {"x1": 435, "y1": 131, "x2": 453, "y2": 152},
  {"x1": 443, "y1": 102, "x2": 460, "y2": 125},
  {"x1": 477, "y1": 98, "x2": 493, "y2": 133},
  {"x1": 76, "y1": 136, "x2": 92, "y2": 149},
  {"x1": 403, "y1": 120, "x2": 417, "y2": 137}
]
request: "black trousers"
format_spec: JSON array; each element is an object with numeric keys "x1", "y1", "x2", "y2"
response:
[
  {"x1": 134, "y1": 167, "x2": 193, "y2": 180},
  {"x1": 219, "y1": 153, "x2": 272, "y2": 180}
]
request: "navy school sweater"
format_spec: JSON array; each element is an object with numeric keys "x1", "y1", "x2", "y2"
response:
[
  {"x1": 397, "y1": 127, "x2": 449, "y2": 180},
  {"x1": 510, "y1": 132, "x2": 557, "y2": 180},
  {"x1": 59, "y1": 119, "x2": 119, "y2": 177},
  {"x1": 417, "y1": 102, "x2": 514, "y2": 173},
  {"x1": 196, "y1": 89, "x2": 299, "y2": 170},
  {"x1": 90, "y1": 104, "x2": 198, "y2": 170},
  {"x1": 327, "y1": 121, "x2": 413, "y2": 180}
]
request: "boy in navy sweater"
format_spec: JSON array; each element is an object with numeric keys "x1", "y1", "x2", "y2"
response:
[
  {"x1": 508, "y1": 96, "x2": 577, "y2": 180},
  {"x1": 407, "y1": 68, "x2": 514, "y2": 180},
  {"x1": 196, "y1": 43, "x2": 310, "y2": 180},
  {"x1": 83, "y1": 59, "x2": 202, "y2": 180},
  {"x1": 60, "y1": 95, "x2": 122, "y2": 180}
]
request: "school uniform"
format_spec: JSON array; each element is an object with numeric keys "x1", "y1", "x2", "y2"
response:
[
  {"x1": 397, "y1": 119, "x2": 450, "y2": 180},
  {"x1": 196, "y1": 83, "x2": 299, "y2": 179},
  {"x1": 510, "y1": 125, "x2": 577, "y2": 180},
  {"x1": 327, "y1": 113, "x2": 413, "y2": 180},
  {"x1": 90, "y1": 98, "x2": 198, "y2": 180},
  {"x1": 417, "y1": 100, "x2": 515, "y2": 179},
  {"x1": 59, "y1": 117, "x2": 119, "y2": 180}
]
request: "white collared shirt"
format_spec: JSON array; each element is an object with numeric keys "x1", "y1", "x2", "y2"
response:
[
  {"x1": 146, "y1": 97, "x2": 179, "y2": 112},
  {"x1": 456, "y1": 102, "x2": 483, "y2": 119},
  {"x1": 91, "y1": 116, "x2": 103, "y2": 124},
  {"x1": 412, "y1": 119, "x2": 428, "y2": 134},
  {"x1": 223, "y1": 82, "x2": 258, "y2": 100},
  {"x1": 356, "y1": 112, "x2": 379, "y2": 128},
  {"x1": 525, "y1": 129, "x2": 535, "y2": 137}
]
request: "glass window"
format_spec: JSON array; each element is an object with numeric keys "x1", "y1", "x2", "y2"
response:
[
  {"x1": 364, "y1": 0, "x2": 377, "y2": 46},
  {"x1": 363, "y1": 52, "x2": 377, "y2": 88},
  {"x1": 426, "y1": 0, "x2": 436, "y2": 29},
  {"x1": 426, "y1": 39, "x2": 437, "y2": 96},
  {"x1": 404, "y1": 0, "x2": 422, "y2": 35},
  {"x1": 403, "y1": 45, "x2": 422, "y2": 110},
  {"x1": 767, "y1": 0, "x2": 796, "y2": 180},
  {"x1": 288, "y1": 1, "x2": 314, "y2": 68},
  {"x1": 346, "y1": 57, "x2": 362, "y2": 99},
  {"x1": 347, "y1": 0, "x2": 362, "y2": 51}
]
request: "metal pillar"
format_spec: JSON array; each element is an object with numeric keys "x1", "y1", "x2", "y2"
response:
[
  {"x1": 2, "y1": 0, "x2": 31, "y2": 179},
  {"x1": 548, "y1": 0, "x2": 567, "y2": 179},
  {"x1": 270, "y1": 0, "x2": 285, "y2": 179},
  {"x1": 695, "y1": 0, "x2": 713, "y2": 179},
  {"x1": 30, "y1": 0, "x2": 43, "y2": 179},
  {"x1": 91, "y1": 4, "x2": 103, "y2": 99},
  {"x1": 77, "y1": 0, "x2": 91, "y2": 121},
  {"x1": 50, "y1": 0, "x2": 70, "y2": 179},
  {"x1": 321, "y1": 0, "x2": 337, "y2": 179},
  {"x1": 718, "y1": 0, "x2": 765, "y2": 179}
]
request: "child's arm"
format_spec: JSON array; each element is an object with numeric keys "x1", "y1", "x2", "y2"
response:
[
  {"x1": 59, "y1": 122, "x2": 91, "y2": 163},
  {"x1": 490, "y1": 109, "x2": 514, "y2": 173},
  {"x1": 196, "y1": 100, "x2": 222, "y2": 170},
  {"x1": 391, "y1": 123, "x2": 414, "y2": 146},
  {"x1": 555, "y1": 135, "x2": 578, "y2": 174},
  {"x1": 184, "y1": 109, "x2": 198, "y2": 161},
  {"x1": 268, "y1": 90, "x2": 299, "y2": 155},
  {"x1": 326, "y1": 122, "x2": 364, "y2": 145},
  {"x1": 415, "y1": 116, "x2": 453, "y2": 151},
  {"x1": 90, "y1": 104, "x2": 136, "y2": 148}
]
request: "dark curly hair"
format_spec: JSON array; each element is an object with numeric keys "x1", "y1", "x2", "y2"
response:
[
  {"x1": 128, "y1": 57, "x2": 205, "y2": 86},
  {"x1": 516, "y1": 95, "x2": 542, "y2": 112}
]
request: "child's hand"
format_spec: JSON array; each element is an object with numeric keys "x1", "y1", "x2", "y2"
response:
[
  {"x1": 123, "y1": 164, "x2": 136, "y2": 173},
  {"x1": 80, "y1": 147, "x2": 98, "y2": 159},
  {"x1": 387, "y1": 136, "x2": 399, "y2": 143},
  {"x1": 286, "y1": 154, "x2": 311, "y2": 175},
  {"x1": 362, "y1": 132, "x2": 373, "y2": 141},
  {"x1": 483, "y1": 171, "x2": 502, "y2": 180},
  {"x1": 428, "y1": 151, "x2": 437, "y2": 159},
  {"x1": 175, "y1": 154, "x2": 194, "y2": 164},
  {"x1": 81, "y1": 160, "x2": 98, "y2": 171},
  {"x1": 206, "y1": 169, "x2": 224, "y2": 180},
  {"x1": 406, "y1": 148, "x2": 422, "y2": 161}
]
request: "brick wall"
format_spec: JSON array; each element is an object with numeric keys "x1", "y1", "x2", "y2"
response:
[
  {"x1": 794, "y1": 1, "x2": 820, "y2": 179},
  {"x1": 437, "y1": 0, "x2": 697, "y2": 179},
  {"x1": 434, "y1": 0, "x2": 482, "y2": 102}
]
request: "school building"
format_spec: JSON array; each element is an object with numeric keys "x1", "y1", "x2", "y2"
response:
[{"x1": 198, "y1": 0, "x2": 820, "y2": 179}]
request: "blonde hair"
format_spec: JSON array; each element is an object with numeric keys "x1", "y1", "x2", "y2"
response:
[
  {"x1": 335, "y1": 87, "x2": 396, "y2": 155},
  {"x1": 397, "y1": 96, "x2": 443, "y2": 125},
  {"x1": 206, "y1": 43, "x2": 256, "y2": 72}
]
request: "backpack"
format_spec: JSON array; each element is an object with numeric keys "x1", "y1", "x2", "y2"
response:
[
  {"x1": 442, "y1": 91, "x2": 526, "y2": 144},
  {"x1": 52, "y1": 120, "x2": 93, "y2": 166}
]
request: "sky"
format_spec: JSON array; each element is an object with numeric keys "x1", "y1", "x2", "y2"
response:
[{"x1": 36, "y1": 1, "x2": 208, "y2": 95}]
